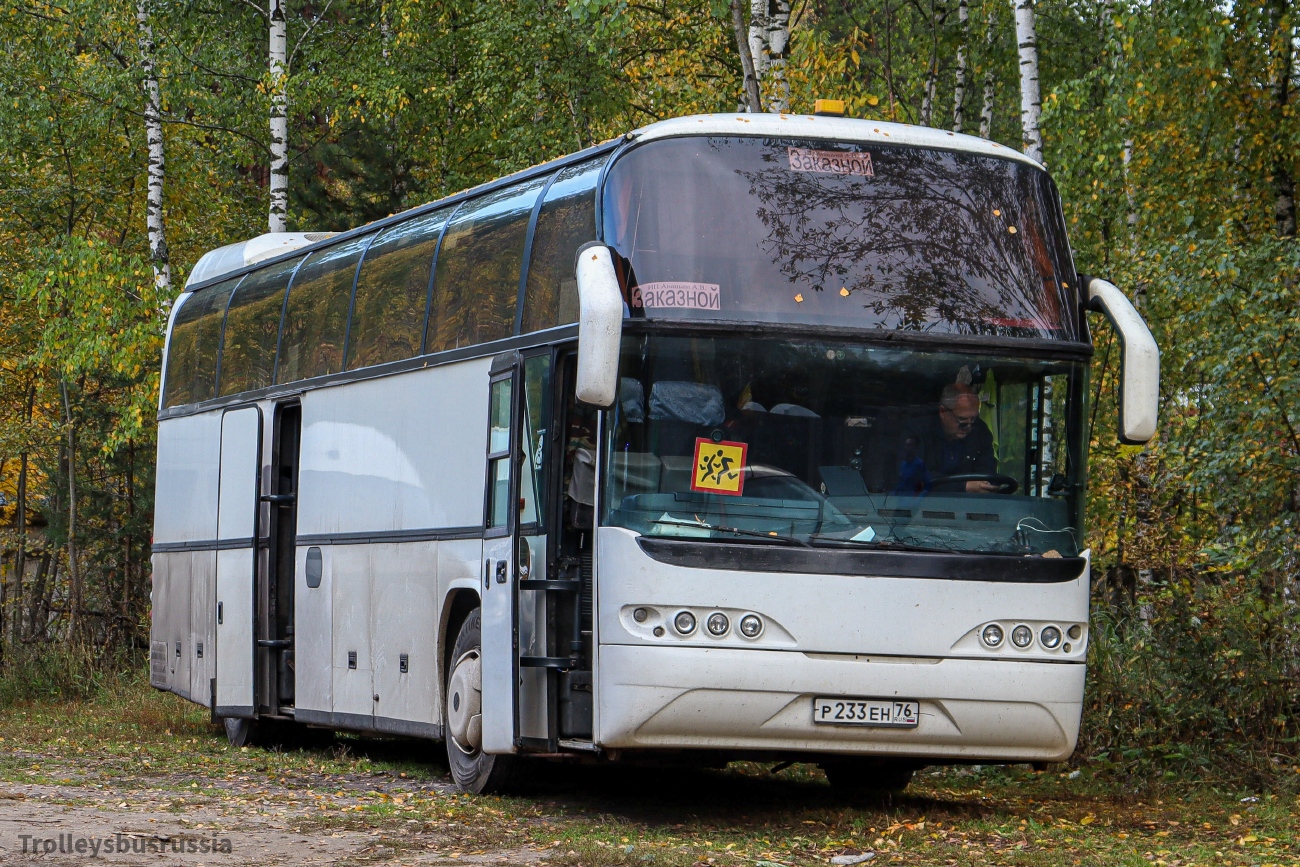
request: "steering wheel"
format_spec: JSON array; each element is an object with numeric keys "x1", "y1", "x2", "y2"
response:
[{"x1": 931, "y1": 473, "x2": 1019, "y2": 494}]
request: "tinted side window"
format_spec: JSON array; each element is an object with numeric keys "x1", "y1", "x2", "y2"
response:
[
  {"x1": 277, "y1": 234, "x2": 371, "y2": 383},
  {"x1": 348, "y1": 209, "x2": 449, "y2": 370},
  {"x1": 218, "y1": 256, "x2": 300, "y2": 396},
  {"x1": 426, "y1": 176, "x2": 549, "y2": 353},
  {"x1": 522, "y1": 158, "x2": 604, "y2": 332},
  {"x1": 163, "y1": 277, "x2": 241, "y2": 407}
]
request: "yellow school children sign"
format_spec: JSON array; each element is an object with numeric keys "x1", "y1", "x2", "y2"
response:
[{"x1": 692, "y1": 438, "x2": 748, "y2": 496}]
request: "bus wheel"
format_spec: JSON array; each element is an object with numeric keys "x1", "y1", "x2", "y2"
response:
[
  {"x1": 820, "y1": 759, "x2": 915, "y2": 796},
  {"x1": 444, "y1": 608, "x2": 516, "y2": 794},
  {"x1": 223, "y1": 717, "x2": 255, "y2": 748}
]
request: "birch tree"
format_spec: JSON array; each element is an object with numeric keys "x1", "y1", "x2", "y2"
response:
[
  {"x1": 952, "y1": 0, "x2": 969, "y2": 131},
  {"x1": 269, "y1": 0, "x2": 289, "y2": 232},
  {"x1": 1013, "y1": 0, "x2": 1043, "y2": 161},
  {"x1": 731, "y1": 0, "x2": 763, "y2": 111},
  {"x1": 136, "y1": 0, "x2": 169, "y2": 292},
  {"x1": 979, "y1": 7, "x2": 996, "y2": 137},
  {"x1": 749, "y1": 0, "x2": 791, "y2": 113}
]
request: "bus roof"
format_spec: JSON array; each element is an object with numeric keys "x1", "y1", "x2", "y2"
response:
[
  {"x1": 182, "y1": 114, "x2": 1041, "y2": 292},
  {"x1": 629, "y1": 113, "x2": 1043, "y2": 170}
]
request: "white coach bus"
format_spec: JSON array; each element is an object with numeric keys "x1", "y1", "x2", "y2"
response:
[{"x1": 150, "y1": 112, "x2": 1158, "y2": 794}]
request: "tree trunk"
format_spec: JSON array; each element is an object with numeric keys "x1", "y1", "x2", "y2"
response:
[
  {"x1": 953, "y1": 0, "x2": 970, "y2": 131},
  {"x1": 136, "y1": 0, "x2": 170, "y2": 292},
  {"x1": 979, "y1": 8, "x2": 996, "y2": 138},
  {"x1": 731, "y1": 0, "x2": 763, "y2": 112},
  {"x1": 268, "y1": 0, "x2": 289, "y2": 232},
  {"x1": 1268, "y1": 0, "x2": 1295, "y2": 237},
  {"x1": 61, "y1": 381, "x2": 81, "y2": 639},
  {"x1": 1013, "y1": 0, "x2": 1043, "y2": 162},
  {"x1": 13, "y1": 451, "x2": 26, "y2": 646},
  {"x1": 27, "y1": 551, "x2": 52, "y2": 642},
  {"x1": 919, "y1": 0, "x2": 939, "y2": 126},
  {"x1": 749, "y1": 0, "x2": 790, "y2": 113}
]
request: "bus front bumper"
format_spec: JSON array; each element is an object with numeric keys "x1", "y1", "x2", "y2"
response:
[{"x1": 596, "y1": 644, "x2": 1084, "y2": 762}]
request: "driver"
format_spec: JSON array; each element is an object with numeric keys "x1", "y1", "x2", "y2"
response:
[{"x1": 897, "y1": 383, "x2": 999, "y2": 494}]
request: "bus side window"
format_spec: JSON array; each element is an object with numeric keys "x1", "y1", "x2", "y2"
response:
[
  {"x1": 219, "y1": 256, "x2": 301, "y2": 396},
  {"x1": 277, "y1": 234, "x2": 372, "y2": 384},
  {"x1": 163, "y1": 276, "x2": 240, "y2": 407},
  {"x1": 347, "y1": 209, "x2": 449, "y2": 370},
  {"x1": 426, "y1": 175, "x2": 549, "y2": 354},
  {"x1": 521, "y1": 157, "x2": 605, "y2": 333},
  {"x1": 519, "y1": 354, "x2": 551, "y2": 527}
]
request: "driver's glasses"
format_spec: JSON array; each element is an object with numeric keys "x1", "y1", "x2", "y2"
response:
[{"x1": 943, "y1": 407, "x2": 978, "y2": 429}]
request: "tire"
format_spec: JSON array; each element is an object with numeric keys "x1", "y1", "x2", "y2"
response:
[
  {"x1": 444, "y1": 608, "x2": 517, "y2": 794},
  {"x1": 821, "y1": 758, "x2": 916, "y2": 796},
  {"x1": 223, "y1": 717, "x2": 255, "y2": 748}
]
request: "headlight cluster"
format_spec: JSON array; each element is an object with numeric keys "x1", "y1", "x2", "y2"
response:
[
  {"x1": 665, "y1": 609, "x2": 763, "y2": 639},
  {"x1": 981, "y1": 621, "x2": 1080, "y2": 652}
]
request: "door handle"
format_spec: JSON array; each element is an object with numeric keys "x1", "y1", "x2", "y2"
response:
[
  {"x1": 495, "y1": 560, "x2": 508, "y2": 584},
  {"x1": 217, "y1": 601, "x2": 223, "y2": 625}
]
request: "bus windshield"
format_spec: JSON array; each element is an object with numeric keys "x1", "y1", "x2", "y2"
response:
[
  {"x1": 602, "y1": 334, "x2": 1087, "y2": 557},
  {"x1": 602, "y1": 136, "x2": 1079, "y2": 340}
]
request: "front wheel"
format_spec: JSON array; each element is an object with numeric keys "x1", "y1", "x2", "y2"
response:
[{"x1": 444, "y1": 608, "x2": 517, "y2": 794}]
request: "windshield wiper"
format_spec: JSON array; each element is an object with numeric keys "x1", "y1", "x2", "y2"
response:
[
  {"x1": 651, "y1": 518, "x2": 811, "y2": 548},
  {"x1": 808, "y1": 534, "x2": 955, "y2": 554}
]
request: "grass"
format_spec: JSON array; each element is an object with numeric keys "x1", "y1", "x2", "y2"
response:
[{"x1": 0, "y1": 674, "x2": 1297, "y2": 866}]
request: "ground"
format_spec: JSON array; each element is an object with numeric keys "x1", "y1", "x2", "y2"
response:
[{"x1": 0, "y1": 683, "x2": 1295, "y2": 866}]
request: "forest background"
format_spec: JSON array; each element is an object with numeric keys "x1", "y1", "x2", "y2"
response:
[{"x1": 0, "y1": 0, "x2": 1296, "y2": 788}]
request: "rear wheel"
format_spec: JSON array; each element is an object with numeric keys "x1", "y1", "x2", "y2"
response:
[
  {"x1": 820, "y1": 759, "x2": 916, "y2": 796},
  {"x1": 445, "y1": 608, "x2": 517, "y2": 794}
]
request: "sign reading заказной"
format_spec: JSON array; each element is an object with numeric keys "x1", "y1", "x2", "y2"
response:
[{"x1": 629, "y1": 281, "x2": 721, "y2": 311}]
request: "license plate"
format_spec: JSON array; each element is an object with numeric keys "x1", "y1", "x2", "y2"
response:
[{"x1": 812, "y1": 697, "x2": 920, "y2": 727}]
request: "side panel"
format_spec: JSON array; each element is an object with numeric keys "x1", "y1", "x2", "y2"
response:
[
  {"x1": 297, "y1": 359, "x2": 492, "y2": 537},
  {"x1": 480, "y1": 535, "x2": 515, "y2": 753},
  {"x1": 154, "y1": 413, "x2": 222, "y2": 543},
  {"x1": 371, "y1": 542, "x2": 439, "y2": 728},
  {"x1": 295, "y1": 544, "x2": 333, "y2": 717},
  {"x1": 214, "y1": 407, "x2": 261, "y2": 716},
  {"x1": 149, "y1": 551, "x2": 192, "y2": 698},
  {"x1": 151, "y1": 412, "x2": 222, "y2": 699},
  {"x1": 188, "y1": 550, "x2": 216, "y2": 706},
  {"x1": 330, "y1": 545, "x2": 373, "y2": 722}
]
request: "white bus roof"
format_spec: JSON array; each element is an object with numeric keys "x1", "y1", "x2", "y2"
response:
[{"x1": 629, "y1": 113, "x2": 1042, "y2": 170}]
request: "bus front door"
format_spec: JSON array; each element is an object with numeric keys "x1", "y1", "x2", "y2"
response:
[
  {"x1": 480, "y1": 352, "x2": 556, "y2": 754},
  {"x1": 214, "y1": 406, "x2": 262, "y2": 718}
]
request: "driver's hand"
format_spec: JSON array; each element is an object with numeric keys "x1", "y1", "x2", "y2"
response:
[{"x1": 966, "y1": 480, "x2": 999, "y2": 493}]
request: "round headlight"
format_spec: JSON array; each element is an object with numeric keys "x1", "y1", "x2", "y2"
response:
[
  {"x1": 1067, "y1": 624, "x2": 1082, "y2": 640},
  {"x1": 707, "y1": 612, "x2": 730, "y2": 636},
  {"x1": 1040, "y1": 625, "x2": 1062, "y2": 648},
  {"x1": 673, "y1": 611, "x2": 696, "y2": 635},
  {"x1": 981, "y1": 624, "x2": 1004, "y2": 647},
  {"x1": 1011, "y1": 624, "x2": 1034, "y2": 648},
  {"x1": 739, "y1": 614, "x2": 763, "y2": 638},
  {"x1": 633, "y1": 607, "x2": 649, "y2": 623}
]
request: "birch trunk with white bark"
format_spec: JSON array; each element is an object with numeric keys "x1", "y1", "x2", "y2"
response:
[
  {"x1": 952, "y1": 0, "x2": 969, "y2": 131},
  {"x1": 979, "y1": 7, "x2": 996, "y2": 137},
  {"x1": 1013, "y1": 0, "x2": 1043, "y2": 162},
  {"x1": 919, "y1": 0, "x2": 938, "y2": 126},
  {"x1": 136, "y1": 0, "x2": 169, "y2": 292},
  {"x1": 268, "y1": 0, "x2": 289, "y2": 233},
  {"x1": 731, "y1": 0, "x2": 763, "y2": 112}
]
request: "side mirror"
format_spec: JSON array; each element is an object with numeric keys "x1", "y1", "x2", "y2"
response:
[
  {"x1": 1086, "y1": 277, "x2": 1160, "y2": 444},
  {"x1": 574, "y1": 242, "x2": 623, "y2": 407}
]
